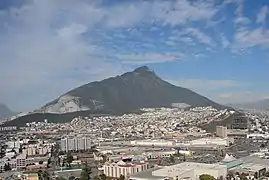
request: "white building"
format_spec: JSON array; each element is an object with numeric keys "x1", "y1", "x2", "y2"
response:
[
  {"x1": 184, "y1": 137, "x2": 234, "y2": 147},
  {"x1": 129, "y1": 162, "x2": 227, "y2": 180},
  {"x1": 5, "y1": 141, "x2": 20, "y2": 149},
  {"x1": 60, "y1": 137, "x2": 93, "y2": 152}
]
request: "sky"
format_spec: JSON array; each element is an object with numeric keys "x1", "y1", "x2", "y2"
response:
[{"x1": 0, "y1": 0, "x2": 269, "y2": 111}]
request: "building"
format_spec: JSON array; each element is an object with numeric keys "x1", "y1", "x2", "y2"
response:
[
  {"x1": 16, "y1": 154, "x2": 26, "y2": 169},
  {"x1": 231, "y1": 117, "x2": 249, "y2": 129},
  {"x1": 60, "y1": 137, "x2": 93, "y2": 152},
  {"x1": 130, "y1": 140, "x2": 176, "y2": 147},
  {"x1": 104, "y1": 160, "x2": 150, "y2": 178},
  {"x1": 5, "y1": 141, "x2": 20, "y2": 149},
  {"x1": 216, "y1": 126, "x2": 227, "y2": 138},
  {"x1": 230, "y1": 163, "x2": 267, "y2": 178},
  {"x1": 129, "y1": 162, "x2": 227, "y2": 180},
  {"x1": 23, "y1": 173, "x2": 39, "y2": 180},
  {"x1": 188, "y1": 137, "x2": 234, "y2": 147}
]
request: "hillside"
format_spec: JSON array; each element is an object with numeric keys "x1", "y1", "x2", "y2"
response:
[
  {"x1": 0, "y1": 103, "x2": 16, "y2": 120},
  {"x1": 39, "y1": 66, "x2": 224, "y2": 113},
  {"x1": 3, "y1": 66, "x2": 225, "y2": 126}
]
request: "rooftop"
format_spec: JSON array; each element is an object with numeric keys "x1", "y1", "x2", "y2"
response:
[{"x1": 129, "y1": 167, "x2": 166, "y2": 180}]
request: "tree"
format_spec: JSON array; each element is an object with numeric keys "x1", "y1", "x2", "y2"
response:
[
  {"x1": 119, "y1": 174, "x2": 125, "y2": 180},
  {"x1": 199, "y1": 174, "x2": 216, "y2": 180},
  {"x1": 99, "y1": 174, "x2": 107, "y2": 180},
  {"x1": 254, "y1": 172, "x2": 258, "y2": 179},
  {"x1": 39, "y1": 160, "x2": 44, "y2": 164},
  {"x1": 69, "y1": 176, "x2": 76, "y2": 180},
  {"x1": 80, "y1": 163, "x2": 92, "y2": 180},
  {"x1": 169, "y1": 155, "x2": 175, "y2": 164},
  {"x1": 66, "y1": 152, "x2": 74, "y2": 167},
  {"x1": 4, "y1": 163, "x2": 12, "y2": 171},
  {"x1": 93, "y1": 176, "x2": 100, "y2": 180}
]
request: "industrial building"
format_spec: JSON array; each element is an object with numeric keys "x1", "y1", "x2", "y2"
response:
[{"x1": 129, "y1": 162, "x2": 227, "y2": 180}]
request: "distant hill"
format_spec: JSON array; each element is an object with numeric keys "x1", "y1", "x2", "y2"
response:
[
  {"x1": 228, "y1": 99, "x2": 269, "y2": 111},
  {"x1": 0, "y1": 103, "x2": 16, "y2": 120},
  {"x1": 3, "y1": 66, "x2": 226, "y2": 126}
]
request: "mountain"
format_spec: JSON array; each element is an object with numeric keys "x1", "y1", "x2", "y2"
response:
[
  {"x1": 38, "y1": 66, "x2": 224, "y2": 113},
  {"x1": 0, "y1": 103, "x2": 15, "y2": 120},
  {"x1": 3, "y1": 66, "x2": 225, "y2": 126},
  {"x1": 229, "y1": 99, "x2": 269, "y2": 111}
]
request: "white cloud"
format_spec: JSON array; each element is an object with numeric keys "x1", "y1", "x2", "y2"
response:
[
  {"x1": 117, "y1": 52, "x2": 183, "y2": 64},
  {"x1": 221, "y1": 35, "x2": 230, "y2": 48},
  {"x1": 234, "y1": 28, "x2": 269, "y2": 49},
  {"x1": 234, "y1": 17, "x2": 251, "y2": 25},
  {"x1": 150, "y1": 0, "x2": 217, "y2": 26},
  {"x1": 257, "y1": 6, "x2": 268, "y2": 24},
  {"x1": 180, "y1": 28, "x2": 214, "y2": 46}
]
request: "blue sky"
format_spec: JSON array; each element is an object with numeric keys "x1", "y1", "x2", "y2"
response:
[{"x1": 0, "y1": 0, "x2": 269, "y2": 111}]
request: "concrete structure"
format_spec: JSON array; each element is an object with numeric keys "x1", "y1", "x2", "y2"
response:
[
  {"x1": 16, "y1": 154, "x2": 26, "y2": 169},
  {"x1": 60, "y1": 137, "x2": 92, "y2": 152},
  {"x1": 129, "y1": 162, "x2": 227, "y2": 180},
  {"x1": 230, "y1": 163, "x2": 267, "y2": 178},
  {"x1": 130, "y1": 140, "x2": 176, "y2": 147},
  {"x1": 187, "y1": 137, "x2": 233, "y2": 146},
  {"x1": 104, "y1": 160, "x2": 150, "y2": 178},
  {"x1": 5, "y1": 141, "x2": 20, "y2": 149},
  {"x1": 216, "y1": 126, "x2": 227, "y2": 138}
]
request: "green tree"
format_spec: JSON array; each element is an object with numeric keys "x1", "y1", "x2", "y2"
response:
[
  {"x1": 80, "y1": 163, "x2": 92, "y2": 180},
  {"x1": 119, "y1": 174, "x2": 125, "y2": 180},
  {"x1": 169, "y1": 155, "x2": 175, "y2": 164},
  {"x1": 199, "y1": 174, "x2": 216, "y2": 180},
  {"x1": 4, "y1": 163, "x2": 11, "y2": 171},
  {"x1": 99, "y1": 174, "x2": 107, "y2": 180},
  {"x1": 93, "y1": 176, "x2": 100, "y2": 180},
  {"x1": 66, "y1": 152, "x2": 74, "y2": 167},
  {"x1": 69, "y1": 176, "x2": 76, "y2": 180}
]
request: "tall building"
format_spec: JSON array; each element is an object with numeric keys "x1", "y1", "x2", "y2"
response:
[
  {"x1": 60, "y1": 137, "x2": 93, "y2": 152},
  {"x1": 216, "y1": 126, "x2": 227, "y2": 138}
]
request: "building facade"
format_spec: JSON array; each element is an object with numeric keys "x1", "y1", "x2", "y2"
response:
[
  {"x1": 60, "y1": 137, "x2": 93, "y2": 152},
  {"x1": 216, "y1": 126, "x2": 227, "y2": 138},
  {"x1": 104, "y1": 161, "x2": 150, "y2": 178}
]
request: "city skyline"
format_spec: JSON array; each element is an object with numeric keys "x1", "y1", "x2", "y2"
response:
[{"x1": 0, "y1": 0, "x2": 269, "y2": 111}]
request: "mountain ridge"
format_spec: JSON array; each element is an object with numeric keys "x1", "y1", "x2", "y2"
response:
[
  {"x1": 39, "y1": 66, "x2": 224, "y2": 113},
  {"x1": 0, "y1": 103, "x2": 16, "y2": 120},
  {"x1": 3, "y1": 66, "x2": 227, "y2": 126}
]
